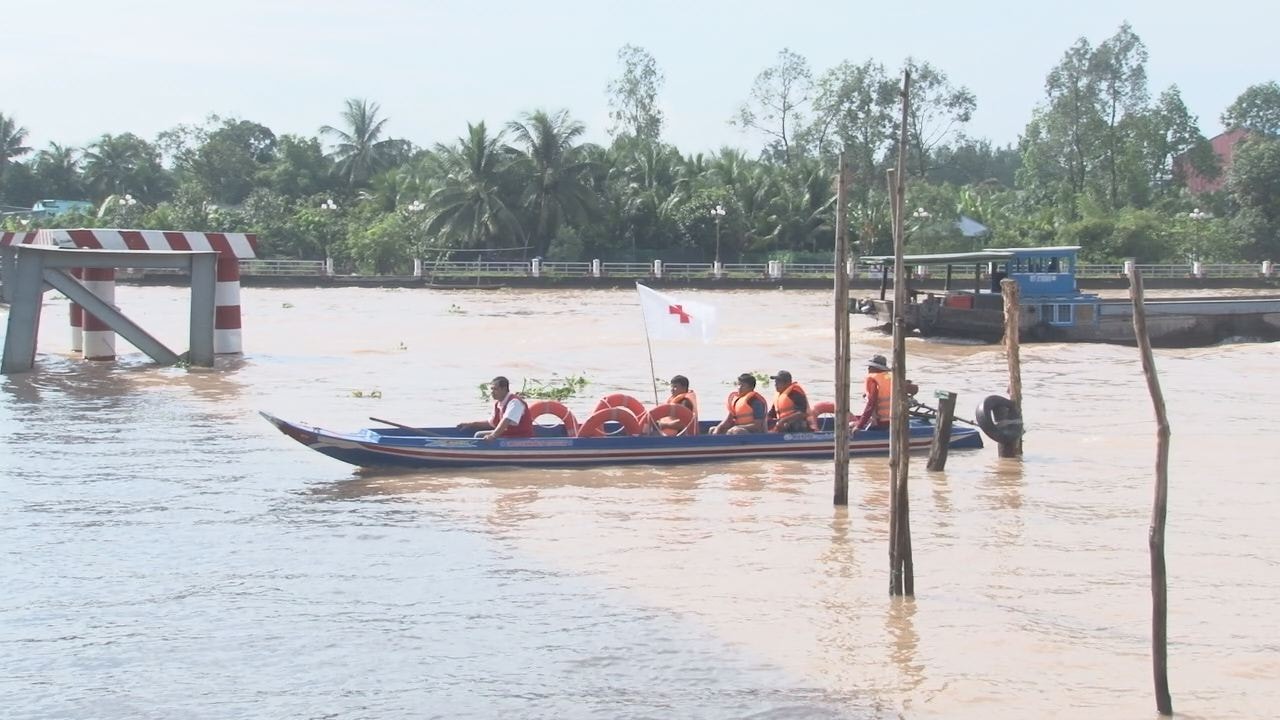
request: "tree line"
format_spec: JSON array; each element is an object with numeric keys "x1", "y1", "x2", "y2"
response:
[{"x1": 1, "y1": 22, "x2": 1278, "y2": 273}]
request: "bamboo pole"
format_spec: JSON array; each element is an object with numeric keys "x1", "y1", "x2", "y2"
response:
[
  {"x1": 999, "y1": 278, "x2": 1023, "y2": 458},
  {"x1": 888, "y1": 68, "x2": 913, "y2": 596},
  {"x1": 1129, "y1": 266, "x2": 1173, "y2": 715},
  {"x1": 833, "y1": 154, "x2": 852, "y2": 506}
]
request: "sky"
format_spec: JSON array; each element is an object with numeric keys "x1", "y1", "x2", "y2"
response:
[{"x1": 4, "y1": 0, "x2": 1275, "y2": 158}]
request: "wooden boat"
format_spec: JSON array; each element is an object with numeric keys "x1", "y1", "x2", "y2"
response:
[
  {"x1": 259, "y1": 412, "x2": 984, "y2": 471},
  {"x1": 856, "y1": 246, "x2": 1280, "y2": 347}
]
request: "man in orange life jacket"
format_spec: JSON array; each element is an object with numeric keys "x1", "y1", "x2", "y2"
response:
[
  {"x1": 456, "y1": 376, "x2": 534, "y2": 440},
  {"x1": 711, "y1": 373, "x2": 768, "y2": 435},
  {"x1": 855, "y1": 355, "x2": 918, "y2": 431},
  {"x1": 655, "y1": 374, "x2": 698, "y2": 435},
  {"x1": 767, "y1": 370, "x2": 812, "y2": 432}
]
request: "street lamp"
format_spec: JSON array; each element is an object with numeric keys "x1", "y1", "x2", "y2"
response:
[
  {"x1": 320, "y1": 198, "x2": 338, "y2": 211},
  {"x1": 711, "y1": 204, "x2": 726, "y2": 270},
  {"x1": 1188, "y1": 208, "x2": 1210, "y2": 270}
]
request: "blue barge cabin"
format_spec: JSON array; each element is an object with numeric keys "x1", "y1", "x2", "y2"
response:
[{"x1": 855, "y1": 246, "x2": 1280, "y2": 347}]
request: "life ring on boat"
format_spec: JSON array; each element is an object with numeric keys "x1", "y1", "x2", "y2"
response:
[
  {"x1": 526, "y1": 399, "x2": 579, "y2": 436},
  {"x1": 647, "y1": 402, "x2": 696, "y2": 436},
  {"x1": 808, "y1": 400, "x2": 855, "y2": 431},
  {"x1": 577, "y1": 406, "x2": 643, "y2": 437},
  {"x1": 593, "y1": 393, "x2": 647, "y2": 419},
  {"x1": 975, "y1": 395, "x2": 1023, "y2": 444}
]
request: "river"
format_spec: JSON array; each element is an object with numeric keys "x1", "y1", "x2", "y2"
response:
[{"x1": 2, "y1": 286, "x2": 1276, "y2": 719}]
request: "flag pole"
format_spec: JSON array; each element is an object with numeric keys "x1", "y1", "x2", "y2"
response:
[{"x1": 636, "y1": 282, "x2": 661, "y2": 405}]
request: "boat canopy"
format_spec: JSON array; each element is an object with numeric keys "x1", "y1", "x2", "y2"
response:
[
  {"x1": 858, "y1": 250, "x2": 1015, "y2": 265},
  {"x1": 858, "y1": 246, "x2": 1083, "y2": 266}
]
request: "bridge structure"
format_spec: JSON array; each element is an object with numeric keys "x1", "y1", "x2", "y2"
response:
[{"x1": 1, "y1": 229, "x2": 258, "y2": 374}]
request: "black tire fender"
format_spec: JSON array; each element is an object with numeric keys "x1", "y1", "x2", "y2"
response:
[{"x1": 975, "y1": 395, "x2": 1023, "y2": 444}]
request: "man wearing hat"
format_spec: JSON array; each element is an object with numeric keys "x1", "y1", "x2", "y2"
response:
[
  {"x1": 855, "y1": 355, "x2": 918, "y2": 431},
  {"x1": 767, "y1": 370, "x2": 813, "y2": 432},
  {"x1": 710, "y1": 373, "x2": 768, "y2": 434}
]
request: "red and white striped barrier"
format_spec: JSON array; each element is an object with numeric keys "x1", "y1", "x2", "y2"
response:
[
  {"x1": 81, "y1": 268, "x2": 116, "y2": 360},
  {"x1": 70, "y1": 268, "x2": 83, "y2": 353},
  {"x1": 4, "y1": 228, "x2": 257, "y2": 356}
]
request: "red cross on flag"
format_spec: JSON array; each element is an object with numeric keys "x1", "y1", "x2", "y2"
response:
[{"x1": 636, "y1": 283, "x2": 718, "y2": 343}]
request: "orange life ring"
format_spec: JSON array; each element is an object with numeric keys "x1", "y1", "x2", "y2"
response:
[
  {"x1": 526, "y1": 399, "x2": 580, "y2": 436},
  {"x1": 647, "y1": 403, "x2": 696, "y2": 436},
  {"x1": 577, "y1": 406, "x2": 643, "y2": 438},
  {"x1": 593, "y1": 393, "x2": 647, "y2": 419},
  {"x1": 808, "y1": 400, "x2": 856, "y2": 431}
]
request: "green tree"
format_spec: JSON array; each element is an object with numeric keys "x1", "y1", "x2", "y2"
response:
[
  {"x1": 320, "y1": 98, "x2": 396, "y2": 188},
  {"x1": 180, "y1": 119, "x2": 278, "y2": 204},
  {"x1": 607, "y1": 45, "x2": 665, "y2": 143},
  {"x1": 1227, "y1": 137, "x2": 1280, "y2": 259},
  {"x1": 902, "y1": 58, "x2": 976, "y2": 179},
  {"x1": 425, "y1": 122, "x2": 523, "y2": 254},
  {"x1": 82, "y1": 133, "x2": 169, "y2": 203},
  {"x1": 733, "y1": 48, "x2": 813, "y2": 164},
  {"x1": 1138, "y1": 86, "x2": 1215, "y2": 199},
  {"x1": 0, "y1": 112, "x2": 31, "y2": 171},
  {"x1": 31, "y1": 143, "x2": 85, "y2": 199},
  {"x1": 260, "y1": 135, "x2": 336, "y2": 199},
  {"x1": 1222, "y1": 81, "x2": 1280, "y2": 136},
  {"x1": 805, "y1": 60, "x2": 896, "y2": 194},
  {"x1": 1090, "y1": 22, "x2": 1149, "y2": 207},
  {"x1": 506, "y1": 109, "x2": 599, "y2": 258}
]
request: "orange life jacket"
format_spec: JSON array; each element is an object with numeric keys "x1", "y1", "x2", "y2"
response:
[
  {"x1": 732, "y1": 390, "x2": 765, "y2": 428},
  {"x1": 668, "y1": 390, "x2": 699, "y2": 431},
  {"x1": 772, "y1": 382, "x2": 812, "y2": 430},
  {"x1": 870, "y1": 372, "x2": 893, "y2": 424},
  {"x1": 490, "y1": 393, "x2": 534, "y2": 437}
]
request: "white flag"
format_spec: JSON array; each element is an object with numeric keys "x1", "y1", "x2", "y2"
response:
[{"x1": 636, "y1": 283, "x2": 718, "y2": 343}]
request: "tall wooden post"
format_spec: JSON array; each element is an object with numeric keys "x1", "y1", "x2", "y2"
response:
[
  {"x1": 1129, "y1": 267, "x2": 1173, "y2": 715},
  {"x1": 926, "y1": 391, "x2": 957, "y2": 471},
  {"x1": 999, "y1": 278, "x2": 1023, "y2": 458},
  {"x1": 833, "y1": 154, "x2": 852, "y2": 506},
  {"x1": 888, "y1": 69, "x2": 914, "y2": 596}
]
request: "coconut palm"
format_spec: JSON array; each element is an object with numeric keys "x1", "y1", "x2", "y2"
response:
[
  {"x1": 82, "y1": 133, "x2": 167, "y2": 202},
  {"x1": 424, "y1": 122, "x2": 523, "y2": 254},
  {"x1": 0, "y1": 112, "x2": 31, "y2": 170},
  {"x1": 33, "y1": 143, "x2": 84, "y2": 198},
  {"x1": 320, "y1": 98, "x2": 396, "y2": 189},
  {"x1": 505, "y1": 109, "x2": 599, "y2": 257}
]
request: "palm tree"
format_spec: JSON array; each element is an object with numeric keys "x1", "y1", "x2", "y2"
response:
[
  {"x1": 424, "y1": 122, "x2": 523, "y2": 255},
  {"x1": 82, "y1": 133, "x2": 166, "y2": 202},
  {"x1": 0, "y1": 112, "x2": 32, "y2": 170},
  {"x1": 505, "y1": 109, "x2": 599, "y2": 257},
  {"x1": 320, "y1": 98, "x2": 396, "y2": 189},
  {"x1": 33, "y1": 143, "x2": 83, "y2": 198}
]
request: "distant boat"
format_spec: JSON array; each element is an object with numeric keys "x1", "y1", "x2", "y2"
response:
[{"x1": 855, "y1": 246, "x2": 1280, "y2": 347}]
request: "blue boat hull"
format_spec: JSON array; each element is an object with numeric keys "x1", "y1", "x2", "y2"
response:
[{"x1": 260, "y1": 413, "x2": 984, "y2": 471}]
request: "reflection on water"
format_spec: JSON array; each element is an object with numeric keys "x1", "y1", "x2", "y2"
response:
[{"x1": 3, "y1": 286, "x2": 1278, "y2": 719}]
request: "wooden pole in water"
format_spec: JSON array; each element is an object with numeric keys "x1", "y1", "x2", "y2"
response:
[
  {"x1": 999, "y1": 278, "x2": 1023, "y2": 458},
  {"x1": 926, "y1": 391, "x2": 957, "y2": 471},
  {"x1": 1129, "y1": 266, "x2": 1174, "y2": 716},
  {"x1": 888, "y1": 68, "x2": 914, "y2": 596},
  {"x1": 833, "y1": 153, "x2": 852, "y2": 506}
]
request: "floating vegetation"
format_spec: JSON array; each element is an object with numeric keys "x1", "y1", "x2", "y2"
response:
[
  {"x1": 350, "y1": 390, "x2": 383, "y2": 399},
  {"x1": 475, "y1": 374, "x2": 590, "y2": 402},
  {"x1": 397, "y1": 342, "x2": 407, "y2": 350},
  {"x1": 447, "y1": 304, "x2": 464, "y2": 314},
  {"x1": 282, "y1": 302, "x2": 294, "y2": 309}
]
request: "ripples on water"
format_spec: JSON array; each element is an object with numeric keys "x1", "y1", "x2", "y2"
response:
[{"x1": 2, "y1": 287, "x2": 1278, "y2": 719}]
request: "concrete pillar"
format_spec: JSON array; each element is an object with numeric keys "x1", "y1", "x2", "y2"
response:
[
  {"x1": 324, "y1": 256, "x2": 335, "y2": 276},
  {"x1": 1192, "y1": 261, "x2": 1205, "y2": 278},
  {"x1": 916, "y1": 264, "x2": 930, "y2": 279},
  {"x1": 846, "y1": 258, "x2": 856, "y2": 279},
  {"x1": 712, "y1": 260, "x2": 723, "y2": 278},
  {"x1": 413, "y1": 258, "x2": 423, "y2": 278},
  {"x1": 1123, "y1": 259, "x2": 1135, "y2": 278},
  {"x1": 69, "y1": 267, "x2": 83, "y2": 353},
  {"x1": 767, "y1": 260, "x2": 782, "y2": 279},
  {"x1": 591, "y1": 259, "x2": 601, "y2": 278},
  {"x1": 1263, "y1": 260, "x2": 1274, "y2": 278},
  {"x1": 531, "y1": 258, "x2": 541, "y2": 278},
  {"x1": 81, "y1": 268, "x2": 116, "y2": 360},
  {"x1": 653, "y1": 260, "x2": 663, "y2": 278},
  {"x1": 214, "y1": 255, "x2": 243, "y2": 354}
]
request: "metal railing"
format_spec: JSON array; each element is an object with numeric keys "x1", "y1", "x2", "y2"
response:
[{"x1": 109, "y1": 258, "x2": 1273, "y2": 280}]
